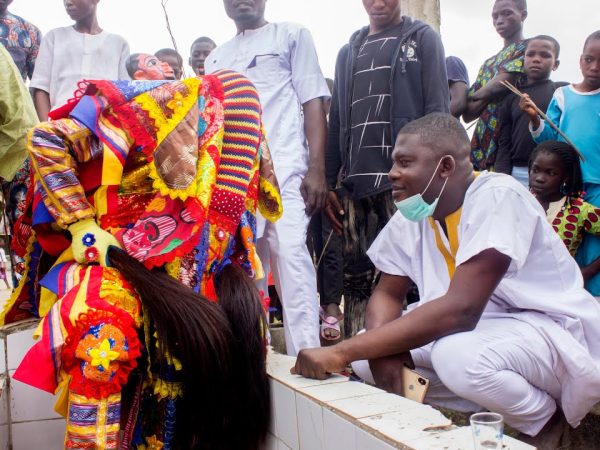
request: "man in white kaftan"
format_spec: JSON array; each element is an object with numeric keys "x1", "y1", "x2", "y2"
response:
[
  {"x1": 206, "y1": 0, "x2": 331, "y2": 355},
  {"x1": 361, "y1": 170, "x2": 600, "y2": 434},
  {"x1": 292, "y1": 113, "x2": 600, "y2": 440}
]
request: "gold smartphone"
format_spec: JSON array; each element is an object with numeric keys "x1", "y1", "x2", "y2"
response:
[{"x1": 401, "y1": 366, "x2": 430, "y2": 403}]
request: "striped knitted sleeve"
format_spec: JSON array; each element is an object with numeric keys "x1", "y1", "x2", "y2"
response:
[{"x1": 27, "y1": 118, "x2": 101, "y2": 228}]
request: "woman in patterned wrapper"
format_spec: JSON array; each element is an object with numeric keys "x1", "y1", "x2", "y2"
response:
[
  {"x1": 529, "y1": 140, "x2": 600, "y2": 288},
  {"x1": 2, "y1": 69, "x2": 283, "y2": 450}
]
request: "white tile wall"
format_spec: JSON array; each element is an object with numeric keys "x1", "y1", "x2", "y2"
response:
[
  {"x1": 0, "y1": 377, "x2": 7, "y2": 426},
  {"x1": 1, "y1": 345, "x2": 536, "y2": 450},
  {"x1": 267, "y1": 352, "x2": 348, "y2": 390},
  {"x1": 10, "y1": 372, "x2": 61, "y2": 422},
  {"x1": 277, "y1": 440, "x2": 292, "y2": 450},
  {"x1": 265, "y1": 352, "x2": 534, "y2": 450},
  {"x1": 322, "y1": 408, "x2": 356, "y2": 450},
  {"x1": 269, "y1": 382, "x2": 278, "y2": 436},
  {"x1": 359, "y1": 408, "x2": 452, "y2": 444},
  {"x1": 0, "y1": 339, "x2": 5, "y2": 373},
  {"x1": 299, "y1": 380, "x2": 381, "y2": 403},
  {"x1": 6, "y1": 330, "x2": 35, "y2": 371},
  {"x1": 272, "y1": 380, "x2": 299, "y2": 450},
  {"x1": 296, "y1": 393, "x2": 323, "y2": 450},
  {"x1": 1, "y1": 320, "x2": 64, "y2": 450},
  {"x1": 12, "y1": 419, "x2": 65, "y2": 450},
  {"x1": 329, "y1": 392, "x2": 420, "y2": 419},
  {"x1": 264, "y1": 432, "x2": 279, "y2": 450},
  {"x1": 354, "y1": 427, "x2": 396, "y2": 450},
  {"x1": 0, "y1": 424, "x2": 7, "y2": 450}
]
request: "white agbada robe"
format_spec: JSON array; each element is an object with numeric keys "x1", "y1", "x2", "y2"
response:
[
  {"x1": 206, "y1": 23, "x2": 331, "y2": 355},
  {"x1": 360, "y1": 172, "x2": 600, "y2": 434}
]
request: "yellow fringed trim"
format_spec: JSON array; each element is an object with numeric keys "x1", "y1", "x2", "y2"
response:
[
  {"x1": 0, "y1": 231, "x2": 36, "y2": 326},
  {"x1": 147, "y1": 157, "x2": 199, "y2": 201},
  {"x1": 142, "y1": 306, "x2": 154, "y2": 383},
  {"x1": 152, "y1": 378, "x2": 183, "y2": 400},
  {"x1": 135, "y1": 78, "x2": 202, "y2": 201},
  {"x1": 100, "y1": 268, "x2": 142, "y2": 327},
  {"x1": 165, "y1": 257, "x2": 182, "y2": 280},
  {"x1": 146, "y1": 118, "x2": 223, "y2": 203},
  {"x1": 135, "y1": 79, "x2": 202, "y2": 148},
  {"x1": 258, "y1": 177, "x2": 283, "y2": 223},
  {"x1": 155, "y1": 344, "x2": 182, "y2": 371}
]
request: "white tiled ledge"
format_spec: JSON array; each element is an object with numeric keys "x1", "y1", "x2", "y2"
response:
[{"x1": 265, "y1": 351, "x2": 535, "y2": 450}]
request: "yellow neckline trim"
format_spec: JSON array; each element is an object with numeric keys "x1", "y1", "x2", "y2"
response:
[
  {"x1": 426, "y1": 171, "x2": 478, "y2": 279},
  {"x1": 428, "y1": 207, "x2": 462, "y2": 279}
]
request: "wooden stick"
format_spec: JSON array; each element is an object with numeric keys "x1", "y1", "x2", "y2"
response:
[
  {"x1": 316, "y1": 230, "x2": 334, "y2": 270},
  {"x1": 500, "y1": 80, "x2": 586, "y2": 162}
]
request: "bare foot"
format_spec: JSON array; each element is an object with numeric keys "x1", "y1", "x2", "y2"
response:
[
  {"x1": 325, "y1": 303, "x2": 342, "y2": 319},
  {"x1": 519, "y1": 409, "x2": 567, "y2": 450}
]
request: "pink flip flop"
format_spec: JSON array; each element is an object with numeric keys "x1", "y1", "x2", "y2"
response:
[{"x1": 319, "y1": 307, "x2": 343, "y2": 341}]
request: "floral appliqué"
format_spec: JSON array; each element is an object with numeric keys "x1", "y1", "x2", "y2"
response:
[
  {"x1": 63, "y1": 309, "x2": 141, "y2": 398},
  {"x1": 82, "y1": 233, "x2": 96, "y2": 247},
  {"x1": 84, "y1": 246, "x2": 99, "y2": 262}
]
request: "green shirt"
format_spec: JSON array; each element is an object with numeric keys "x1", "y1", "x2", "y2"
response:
[{"x1": 0, "y1": 43, "x2": 38, "y2": 180}]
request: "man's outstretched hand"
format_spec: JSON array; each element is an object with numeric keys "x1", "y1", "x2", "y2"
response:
[{"x1": 291, "y1": 346, "x2": 348, "y2": 380}]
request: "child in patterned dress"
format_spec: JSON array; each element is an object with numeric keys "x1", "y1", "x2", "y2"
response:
[{"x1": 529, "y1": 141, "x2": 600, "y2": 285}]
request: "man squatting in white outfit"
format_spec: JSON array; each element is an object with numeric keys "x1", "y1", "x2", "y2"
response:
[
  {"x1": 207, "y1": 0, "x2": 330, "y2": 355},
  {"x1": 292, "y1": 113, "x2": 600, "y2": 446}
]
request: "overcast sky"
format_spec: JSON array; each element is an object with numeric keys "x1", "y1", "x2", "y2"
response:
[{"x1": 10, "y1": 0, "x2": 597, "y2": 85}]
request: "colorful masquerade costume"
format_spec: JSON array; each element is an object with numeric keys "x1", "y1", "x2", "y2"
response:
[{"x1": 2, "y1": 70, "x2": 282, "y2": 449}]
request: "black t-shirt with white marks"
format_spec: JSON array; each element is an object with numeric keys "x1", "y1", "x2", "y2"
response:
[{"x1": 344, "y1": 22, "x2": 404, "y2": 199}]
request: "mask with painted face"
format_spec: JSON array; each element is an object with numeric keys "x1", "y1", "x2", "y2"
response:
[
  {"x1": 394, "y1": 156, "x2": 452, "y2": 222},
  {"x1": 127, "y1": 53, "x2": 175, "y2": 81}
]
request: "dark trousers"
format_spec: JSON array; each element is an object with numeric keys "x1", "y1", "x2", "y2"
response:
[
  {"x1": 342, "y1": 191, "x2": 396, "y2": 338},
  {"x1": 307, "y1": 212, "x2": 343, "y2": 307}
]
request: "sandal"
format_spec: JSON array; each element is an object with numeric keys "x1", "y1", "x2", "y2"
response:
[{"x1": 319, "y1": 307, "x2": 343, "y2": 341}]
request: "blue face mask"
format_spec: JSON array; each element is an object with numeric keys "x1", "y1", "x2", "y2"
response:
[{"x1": 394, "y1": 157, "x2": 451, "y2": 222}]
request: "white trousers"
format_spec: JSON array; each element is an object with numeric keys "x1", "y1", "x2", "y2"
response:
[
  {"x1": 256, "y1": 175, "x2": 320, "y2": 356},
  {"x1": 352, "y1": 318, "x2": 562, "y2": 436}
]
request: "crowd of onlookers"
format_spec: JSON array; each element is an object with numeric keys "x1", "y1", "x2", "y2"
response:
[
  {"x1": 1, "y1": 0, "x2": 600, "y2": 354},
  {"x1": 3, "y1": 0, "x2": 600, "y2": 445}
]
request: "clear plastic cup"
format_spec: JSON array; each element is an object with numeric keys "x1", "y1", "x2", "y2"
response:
[{"x1": 470, "y1": 412, "x2": 504, "y2": 449}]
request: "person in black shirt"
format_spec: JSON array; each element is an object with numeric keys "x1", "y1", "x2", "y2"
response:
[
  {"x1": 496, "y1": 35, "x2": 565, "y2": 185},
  {"x1": 446, "y1": 56, "x2": 470, "y2": 118},
  {"x1": 325, "y1": 0, "x2": 448, "y2": 338}
]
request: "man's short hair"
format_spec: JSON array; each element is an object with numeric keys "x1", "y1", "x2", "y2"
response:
[
  {"x1": 584, "y1": 30, "x2": 600, "y2": 49},
  {"x1": 126, "y1": 53, "x2": 143, "y2": 78},
  {"x1": 510, "y1": 0, "x2": 527, "y2": 11},
  {"x1": 528, "y1": 35, "x2": 560, "y2": 58},
  {"x1": 191, "y1": 36, "x2": 217, "y2": 49},
  {"x1": 398, "y1": 113, "x2": 470, "y2": 156},
  {"x1": 155, "y1": 48, "x2": 183, "y2": 66}
]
